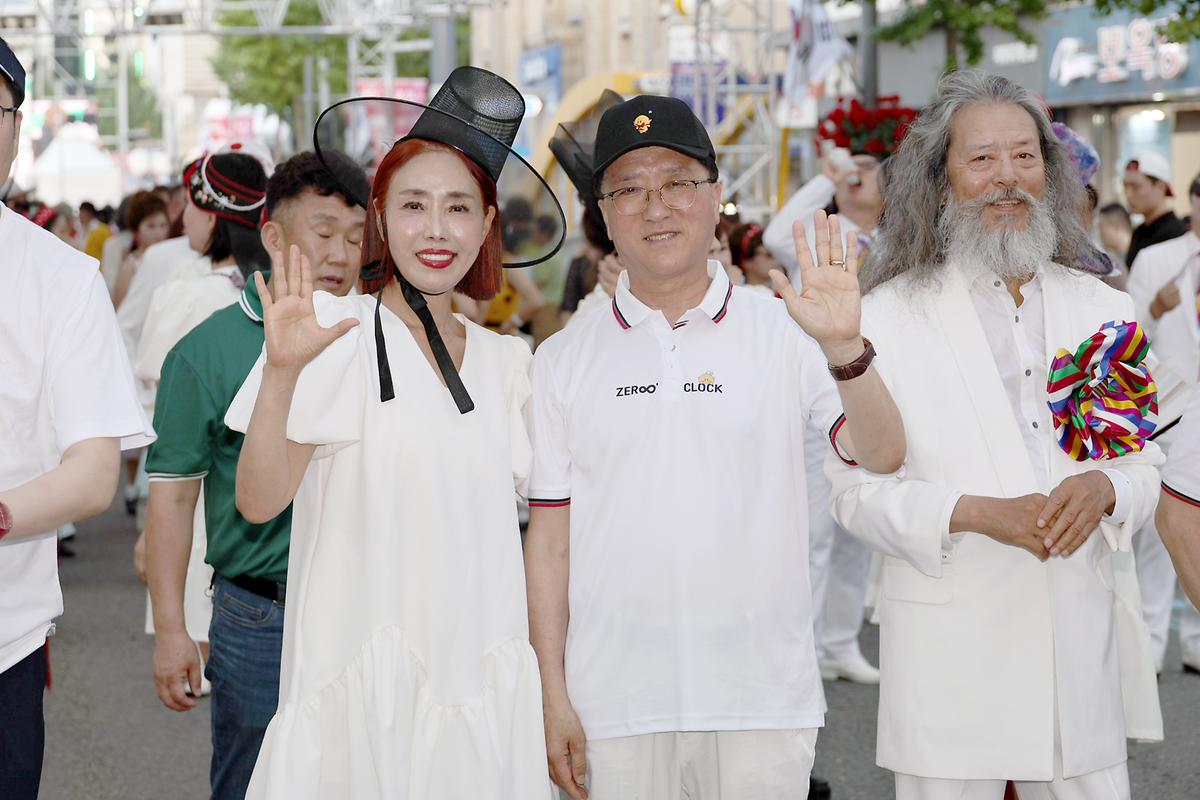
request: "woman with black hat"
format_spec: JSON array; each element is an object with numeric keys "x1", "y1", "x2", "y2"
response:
[{"x1": 226, "y1": 67, "x2": 562, "y2": 799}]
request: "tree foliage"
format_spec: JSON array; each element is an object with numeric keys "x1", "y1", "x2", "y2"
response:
[
  {"x1": 211, "y1": 0, "x2": 471, "y2": 123},
  {"x1": 97, "y1": 72, "x2": 162, "y2": 140},
  {"x1": 210, "y1": 0, "x2": 349, "y2": 121},
  {"x1": 1093, "y1": 0, "x2": 1200, "y2": 41},
  {"x1": 872, "y1": 0, "x2": 1050, "y2": 72}
]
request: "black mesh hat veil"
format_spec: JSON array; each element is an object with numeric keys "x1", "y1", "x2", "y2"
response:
[
  {"x1": 549, "y1": 89, "x2": 624, "y2": 235},
  {"x1": 312, "y1": 66, "x2": 566, "y2": 414}
]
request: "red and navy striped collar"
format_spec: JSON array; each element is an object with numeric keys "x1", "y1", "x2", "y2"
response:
[{"x1": 612, "y1": 259, "x2": 733, "y2": 331}]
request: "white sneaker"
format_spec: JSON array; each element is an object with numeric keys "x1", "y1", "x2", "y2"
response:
[{"x1": 819, "y1": 651, "x2": 881, "y2": 684}]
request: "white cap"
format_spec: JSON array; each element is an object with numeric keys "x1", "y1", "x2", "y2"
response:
[{"x1": 1126, "y1": 152, "x2": 1173, "y2": 194}]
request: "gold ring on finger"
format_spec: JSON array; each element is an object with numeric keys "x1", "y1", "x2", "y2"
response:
[{"x1": 829, "y1": 259, "x2": 845, "y2": 269}]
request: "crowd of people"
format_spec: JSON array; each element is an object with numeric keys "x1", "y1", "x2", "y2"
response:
[{"x1": 3, "y1": 32, "x2": 1200, "y2": 800}]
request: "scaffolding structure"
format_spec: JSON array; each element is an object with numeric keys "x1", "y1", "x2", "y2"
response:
[
  {"x1": 692, "y1": 0, "x2": 783, "y2": 219},
  {"x1": 3, "y1": 0, "x2": 790, "y2": 214},
  {"x1": 2, "y1": 0, "x2": 472, "y2": 162}
]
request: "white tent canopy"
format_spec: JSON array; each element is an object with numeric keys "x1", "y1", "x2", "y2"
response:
[{"x1": 32, "y1": 123, "x2": 123, "y2": 208}]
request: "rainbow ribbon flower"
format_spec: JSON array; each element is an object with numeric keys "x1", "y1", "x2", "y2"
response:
[{"x1": 1046, "y1": 321, "x2": 1158, "y2": 461}]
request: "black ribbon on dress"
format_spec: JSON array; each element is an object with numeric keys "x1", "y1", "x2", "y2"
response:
[{"x1": 372, "y1": 266, "x2": 474, "y2": 415}]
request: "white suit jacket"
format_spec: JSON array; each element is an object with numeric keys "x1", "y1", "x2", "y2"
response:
[
  {"x1": 828, "y1": 263, "x2": 1163, "y2": 781},
  {"x1": 1127, "y1": 231, "x2": 1199, "y2": 425}
]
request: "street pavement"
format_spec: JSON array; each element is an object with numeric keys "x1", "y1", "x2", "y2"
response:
[{"x1": 39, "y1": 498, "x2": 1200, "y2": 799}]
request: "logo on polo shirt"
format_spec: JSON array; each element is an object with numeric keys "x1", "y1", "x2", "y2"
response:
[
  {"x1": 616, "y1": 382, "x2": 658, "y2": 397},
  {"x1": 684, "y1": 370, "x2": 723, "y2": 393}
]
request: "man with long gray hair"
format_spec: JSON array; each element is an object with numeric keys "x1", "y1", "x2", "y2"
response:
[{"x1": 828, "y1": 70, "x2": 1163, "y2": 799}]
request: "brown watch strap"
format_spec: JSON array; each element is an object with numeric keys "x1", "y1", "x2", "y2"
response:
[{"x1": 828, "y1": 337, "x2": 876, "y2": 381}]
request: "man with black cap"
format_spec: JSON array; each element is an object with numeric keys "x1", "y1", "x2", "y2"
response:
[
  {"x1": 1122, "y1": 152, "x2": 1188, "y2": 268},
  {"x1": 0, "y1": 37, "x2": 153, "y2": 799},
  {"x1": 525, "y1": 94, "x2": 906, "y2": 799}
]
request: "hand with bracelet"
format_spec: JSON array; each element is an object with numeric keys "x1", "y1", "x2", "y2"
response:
[{"x1": 769, "y1": 210, "x2": 905, "y2": 473}]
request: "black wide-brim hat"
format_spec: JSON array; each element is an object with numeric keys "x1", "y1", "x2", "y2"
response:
[
  {"x1": 314, "y1": 65, "x2": 565, "y2": 277},
  {"x1": 312, "y1": 66, "x2": 566, "y2": 417}
]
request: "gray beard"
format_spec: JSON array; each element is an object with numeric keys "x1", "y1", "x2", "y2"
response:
[{"x1": 939, "y1": 188, "x2": 1058, "y2": 279}]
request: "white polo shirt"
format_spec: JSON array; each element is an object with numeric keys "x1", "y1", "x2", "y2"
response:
[
  {"x1": 0, "y1": 207, "x2": 154, "y2": 675},
  {"x1": 529, "y1": 260, "x2": 847, "y2": 741},
  {"x1": 1162, "y1": 388, "x2": 1200, "y2": 508}
]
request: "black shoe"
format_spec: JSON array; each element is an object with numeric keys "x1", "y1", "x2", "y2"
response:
[
  {"x1": 1184, "y1": 662, "x2": 1200, "y2": 676},
  {"x1": 57, "y1": 539, "x2": 76, "y2": 558},
  {"x1": 809, "y1": 775, "x2": 832, "y2": 799},
  {"x1": 125, "y1": 495, "x2": 137, "y2": 515}
]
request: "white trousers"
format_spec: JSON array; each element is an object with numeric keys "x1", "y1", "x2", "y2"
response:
[
  {"x1": 579, "y1": 729, "x2": 818, "y2": 800},
  {"x1": 806, "y1": 435, "x2": 872, "y2": 660},
  {"x1": 1134, "y1": 517, "x2": 1200, "y2": 667},
  {"x1": 895, "y1": 762, "x2": 1129, "y2": 800}
]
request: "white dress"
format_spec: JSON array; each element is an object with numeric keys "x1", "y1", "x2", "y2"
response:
[{"x1": 226, "y1": 292, "x2": 553, "y2": 800}]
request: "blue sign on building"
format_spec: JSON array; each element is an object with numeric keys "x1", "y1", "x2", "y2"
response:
[{"x1": 1044, "y1": 6, "x2": 1200, "y2": 106}]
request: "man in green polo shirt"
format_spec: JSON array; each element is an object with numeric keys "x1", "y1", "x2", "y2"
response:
[{"x1": 143, "y1": 151, "x2": 367, "y2": 800}]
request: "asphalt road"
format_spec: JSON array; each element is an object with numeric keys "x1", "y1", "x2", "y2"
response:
[{"x1": 37, "y1": 499, "x2": 1200, "y2": 799}]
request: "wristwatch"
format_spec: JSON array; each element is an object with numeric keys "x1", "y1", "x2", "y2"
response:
[
  {"x1": 0, "y1": 500, "x2": 12, "y2": 540},
  {"x1": 828, "y1": 337, "x2": 876, "y2": 381}
]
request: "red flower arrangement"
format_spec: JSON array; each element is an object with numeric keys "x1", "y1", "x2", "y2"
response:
[{"x1": 816, "y1": 95, "x2": 918, "y2": 156}]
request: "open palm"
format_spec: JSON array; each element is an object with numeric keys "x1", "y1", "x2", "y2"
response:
[
  {"x1": 259, "y1": 245, "x2": 359, "y2": 371},
  {"x1": 769, "y1": 210, "x2": 862, "y2": 347}
]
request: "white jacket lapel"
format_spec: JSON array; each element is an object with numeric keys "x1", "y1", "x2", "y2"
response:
[{"x1": 931, "y1": 266, "x2": 1038, "y2": 497}]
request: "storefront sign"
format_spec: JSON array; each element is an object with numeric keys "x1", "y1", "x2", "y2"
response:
[{"x1": 1045, "y1": 6, "x2": 1198, "y2": 106}]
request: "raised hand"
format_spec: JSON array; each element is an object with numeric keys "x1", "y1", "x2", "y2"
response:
[
  {"x1": 259, "y1": 245, "x2": 359, "y2": 372},
  {"x1": 769, "y1": 210, "x2": 864, "y2": 362}
]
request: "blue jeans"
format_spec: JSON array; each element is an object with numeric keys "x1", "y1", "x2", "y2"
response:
[{"x1": 207, "y1": 575, "x2": 284, "y2": 800}]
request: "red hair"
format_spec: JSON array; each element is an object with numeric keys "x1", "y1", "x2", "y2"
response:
[{"x1": 360, "y1": 138, "x2": 503, "y2": 299}]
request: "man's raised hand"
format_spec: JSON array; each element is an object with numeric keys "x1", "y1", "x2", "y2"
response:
[{"x1": 769, "y1": 210, "x2": 865, "y2": 363}]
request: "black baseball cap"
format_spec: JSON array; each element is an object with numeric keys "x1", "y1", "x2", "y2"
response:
[
  {"x1": 0, "y1": 38, "x2": 25, "y2": 108},
  {"x1": 592, "y1": 95, "x2": 716, "y2": 191}
]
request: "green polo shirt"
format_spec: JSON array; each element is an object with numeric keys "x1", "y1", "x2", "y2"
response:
[{"x1": 145, "y1": 275, "x2": 291, "y2": 583}]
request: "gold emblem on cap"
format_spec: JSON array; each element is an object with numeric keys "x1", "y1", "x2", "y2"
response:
[{"x1": 633, "y1": 114, "x2": 652, "y2": 134}]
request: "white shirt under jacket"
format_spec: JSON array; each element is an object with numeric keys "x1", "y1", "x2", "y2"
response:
[{"x1": 827, "y1": 259, "x2": 1163, "y2": 782}]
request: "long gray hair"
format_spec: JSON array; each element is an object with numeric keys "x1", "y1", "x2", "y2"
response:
[{"x1": 864, "y1": 70, "x2": 1090, "y2": 293}]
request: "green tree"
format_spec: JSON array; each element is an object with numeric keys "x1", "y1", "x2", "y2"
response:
[
  {"x1": 1093, "y1": 0, "x2": 1200, "y2": 40},
  {"x1": 211, "y1": 0, "x2": 349, "y2": 125},
  {"x1": 212, "y1": 1, "x2": 471, "y2": 127},
  {"x1": 97, "y1": 71, "x2": 162, "y2": 141},
  {"x1": 872, "y1": 0, "x2": 1050, "y2": 72}
]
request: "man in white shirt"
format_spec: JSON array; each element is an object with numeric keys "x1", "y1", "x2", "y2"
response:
[
  {"x1": 0, "y1": 38, "x2": 153, "y2": 799},
  {"x1": 1157, "y1": 389, "x2": 1200, "y2": 608},
  {"x1": 526, "y1": 94, "x2": 907, "y2": 800},
  {"x1": 829, "y1": 70, "x2": 1162, "y2": 800},
  {"x1": 1125, "y1": 176, "x2": 1200, "y2": 674}
]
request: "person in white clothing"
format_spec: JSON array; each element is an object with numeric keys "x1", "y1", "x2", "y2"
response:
[
  {"x1": 226, "y1": 68, "x2": 562, "y2": 799},
  {"x1": 0, "y1": 37, "x2": 154, "y2": 799},
  {"x1": 1157, "y1": 389, "x2": 1200, "y2": 609},
  {"x1": 526, "y1": 93, "x2": 907, "y2": 800},
  {"x1": 765, "y1": 147, "x2": 889, "y2": 685},
  {"x1": 763, "y1": 146, "x2": 883, "y2": 283},
  {"x1": 828, "y1": 70, "x2": 1163, "y2": 800},
  {"x1": 1125, "y1": 175, "x2": 1200, "y2": 674},
  {"x1": 116, "y1": 236, "x2": 207, "y2": 361}
]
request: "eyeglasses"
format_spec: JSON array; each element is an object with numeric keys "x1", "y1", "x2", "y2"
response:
[
  {"x1": 598, "y1": 178, "x2": 717, "y2": 216},
  {"x1": 0, "y1": 104, "x2": 16, "y2": 122}
]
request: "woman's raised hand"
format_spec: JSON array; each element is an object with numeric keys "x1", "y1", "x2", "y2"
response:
[{"x1": 258, "y1": 245, "x2": 359, "y2": 372}]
